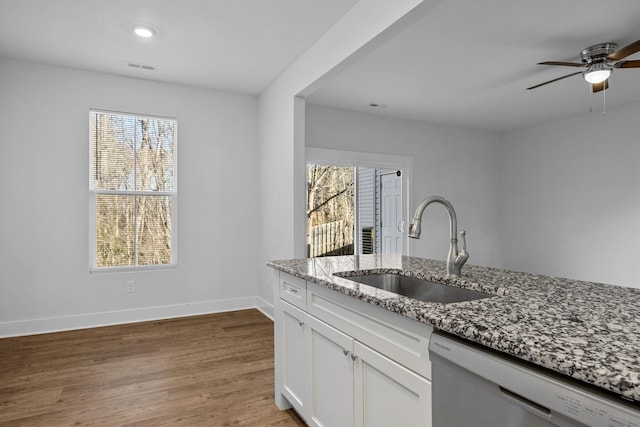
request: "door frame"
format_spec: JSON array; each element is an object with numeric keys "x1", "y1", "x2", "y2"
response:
[{"x1": 306, "y1": 147, "x2": 413, "y2": 256}]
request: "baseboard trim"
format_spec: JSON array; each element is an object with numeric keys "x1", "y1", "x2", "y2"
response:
[
  {"x1": 256, "y1": 297, "x2": 274, "y2": 321},
  {"x1": 0, "y1": 297, "x2": 260, "y2": 338}
]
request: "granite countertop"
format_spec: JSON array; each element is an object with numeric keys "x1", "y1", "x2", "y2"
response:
[{"x1": 267, "y1": 254, "x2": 640, "y2": 403}]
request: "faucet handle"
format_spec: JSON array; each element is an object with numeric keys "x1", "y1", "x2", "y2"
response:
[
  {"x1": 455, "y1": 230, "x2": 469, "y2": 269},
  {"x1": 459, "y1": 230, "x2": 467, "y2": 252}
]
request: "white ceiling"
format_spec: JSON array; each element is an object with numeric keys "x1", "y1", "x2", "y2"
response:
[
  {"x1": 3, "y1": 0, "x2": 640, "y2": 132},
  {"x1": 0, "y1": 0, "x2": 358, "y2": 94},
  {"x1": 307, "y1": 0, "x2": 640, "y2": 131}
]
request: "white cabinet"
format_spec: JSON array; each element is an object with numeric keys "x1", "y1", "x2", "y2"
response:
[
  {"x1": 307, "y1": 281, "x2": 432, "y2": 379},
  {"x1": 308, "y1": 314, "x2": 354, "y2": 427},
  {"x1": 307, "y1": 315, "x2": 432, "y2": 427},
  {"x1": 274, "y1": 271, "x2": 433, "y2": 427},
  {"x1": 354, "y1": 341, "x2": 431, "y2": 427},
  {"x1": 274, "y1": 271, "x2": 309, "y2": 412},
  {"x1": 280, "y1": 302, "x2": 309, "y2": 414}
]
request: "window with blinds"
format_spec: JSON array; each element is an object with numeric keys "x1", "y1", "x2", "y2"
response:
[{"x1": 89, "y1": 110, "x2": 177, "y2": 270}]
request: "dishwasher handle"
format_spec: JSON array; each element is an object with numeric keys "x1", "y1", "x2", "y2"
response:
[{"x1": 499, "y1": 386, "x2": 551, "y2": 416}]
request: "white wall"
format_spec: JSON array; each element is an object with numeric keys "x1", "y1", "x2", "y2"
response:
[
  {"x1": 0, "y1": 58, "x2": 260, "y2": 336},
  {"x1": 258, "y1": 0, "x2": 439, "y2": 311},
  {"x1": 305, "y1": 105, "x2": 503, "y2": 268},
  {"x1": 499, "y1": 102, "x2": 640, "y2": 288},
  {"x1": 306, "y1": 102, "x2": 640, "y2": 289}
]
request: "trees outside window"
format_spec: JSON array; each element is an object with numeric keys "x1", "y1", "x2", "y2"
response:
[
  {"x1": 306, "y1": 165, "x2": 354, "y2": 257},
  {"x1": 90, "y1": 110, "x2": 177, "y2": 270}
]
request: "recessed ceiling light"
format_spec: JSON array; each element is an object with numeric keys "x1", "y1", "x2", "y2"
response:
[{"x1": 132, "y1": 25, "x2": 155, "y2": 38}]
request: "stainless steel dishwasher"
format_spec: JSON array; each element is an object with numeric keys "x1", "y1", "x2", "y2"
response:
[{"x1": 429, "y1": 332, "x2": 640, "y2": 427}]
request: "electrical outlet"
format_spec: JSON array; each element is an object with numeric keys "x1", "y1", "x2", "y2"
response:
[{"x1": 126, "y1": 280, "x2": 135, "y2": 293}]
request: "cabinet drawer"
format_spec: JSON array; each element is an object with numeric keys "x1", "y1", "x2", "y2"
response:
[
  {"x1": 279, "y1": 273, "x2": 307, "y2": 310},
  {"x1": 307, "y1": 282, "x2": 432, "y2": 379}
]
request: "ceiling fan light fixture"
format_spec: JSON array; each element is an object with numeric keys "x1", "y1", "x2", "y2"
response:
[
  {"x1": 583, "y1": 62, "x2": 612, "y2": 84},
  {"x1": 529, "y1": 39, "x2": 640, "y2": 91}
]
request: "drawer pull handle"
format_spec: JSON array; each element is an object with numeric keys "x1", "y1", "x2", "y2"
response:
[
  {"x1": 298, "y1": 321, "x2": 305, "y2": 327},
  {"x1": 343, "y1": 349, "x2": 350, "y2": 357},
  {"x1": 286, "y1": 286, "x2": 299, "y2": 294},
  {"x1": 351, "y1": 353, "x2": 358, "y2": 362}
]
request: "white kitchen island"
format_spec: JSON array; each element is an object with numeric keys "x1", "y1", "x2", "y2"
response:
[{"x1": 268, "y1": 254, "x2": 640, "y2": 426}]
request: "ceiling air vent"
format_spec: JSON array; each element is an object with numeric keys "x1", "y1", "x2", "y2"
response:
[{"x1": 127, "y1": 62, "x2": 155, "y2": 71}]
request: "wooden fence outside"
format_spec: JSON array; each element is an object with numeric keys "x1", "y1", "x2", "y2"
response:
[{"x1": 308, "y1": 220, "x2": 354, "y2": 258}]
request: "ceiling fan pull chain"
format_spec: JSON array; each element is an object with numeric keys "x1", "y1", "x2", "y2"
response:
[
  {"x1": 603, "y1": 81, "x2": 606, "y2": 115},
  {"x1": 589, "y1": 84, "x2": 593, "y2": 113}
]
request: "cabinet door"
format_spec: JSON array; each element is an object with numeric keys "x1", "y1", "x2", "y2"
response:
[
  {"x1": 281, "y1": 302, "x2": 310, "y2": 416},
  {"x1": 354, "y1": 341, "x2": 432, "y2": 427},
  {"x1": 308, "y1": 316, "x2": 355, "y2": 427}
]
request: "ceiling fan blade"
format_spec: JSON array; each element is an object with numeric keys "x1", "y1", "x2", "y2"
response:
[
  {"x1": 592, "y1": 80, "x2": 609, "y2": 93},
  {"x1": 526, "y1": 71, "x2": 582, "y2": 90},
  {"x1": 615, "y1": 59, "x2": 640, "y2": 68},
  {"x1": 537, "y1": 61, "x2": 584, "y2": 67},
  {"x1": 608, "y1": 39, "x2": 640, "y2": 61}
]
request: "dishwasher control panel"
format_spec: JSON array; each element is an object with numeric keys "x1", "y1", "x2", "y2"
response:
[{"x1": 553, "y1": 391, "x2": 639, "y2": 427}]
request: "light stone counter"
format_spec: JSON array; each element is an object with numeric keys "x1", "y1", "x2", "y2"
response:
[{"x1": 267, "y1": 254, "x2": 640, "y2": 404}]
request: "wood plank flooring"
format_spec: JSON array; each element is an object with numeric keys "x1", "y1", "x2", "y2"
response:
[{"x1": 0, "y1": 309, "x2": 306, "y2": 426}]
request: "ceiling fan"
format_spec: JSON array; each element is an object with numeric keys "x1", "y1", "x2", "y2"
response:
[{"x1": 527, "y1": 39, "x2": 640, "y2": 92}]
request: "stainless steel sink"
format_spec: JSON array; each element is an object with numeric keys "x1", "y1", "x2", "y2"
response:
[{"x1": 341, "y1": 274, "x2": 492, "y2": 304}]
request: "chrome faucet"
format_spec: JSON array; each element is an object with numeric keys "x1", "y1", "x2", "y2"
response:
[{"x1": 408, "y1": 196, "x2": 469, "y2": 278}]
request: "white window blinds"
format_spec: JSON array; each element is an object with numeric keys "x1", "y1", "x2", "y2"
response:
[{"x1": 90, "y1": 110, "x2": 177, "y2": 270}]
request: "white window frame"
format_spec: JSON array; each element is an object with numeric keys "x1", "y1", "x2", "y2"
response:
[
  {"x1": 89, "y1": 109, "x2": 178, "y2": 272},
  {"x1": 305, "y1": 147, "x2": 413, "y2": 256}
]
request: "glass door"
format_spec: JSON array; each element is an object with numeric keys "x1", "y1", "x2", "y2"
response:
[{"x1": 306, "y1": 162, "x2": 405, "y2": 258}]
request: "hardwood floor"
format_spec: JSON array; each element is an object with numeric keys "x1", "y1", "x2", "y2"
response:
[{"x1": 0, "y1": 309, "x2": 306, "y2": 426}]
